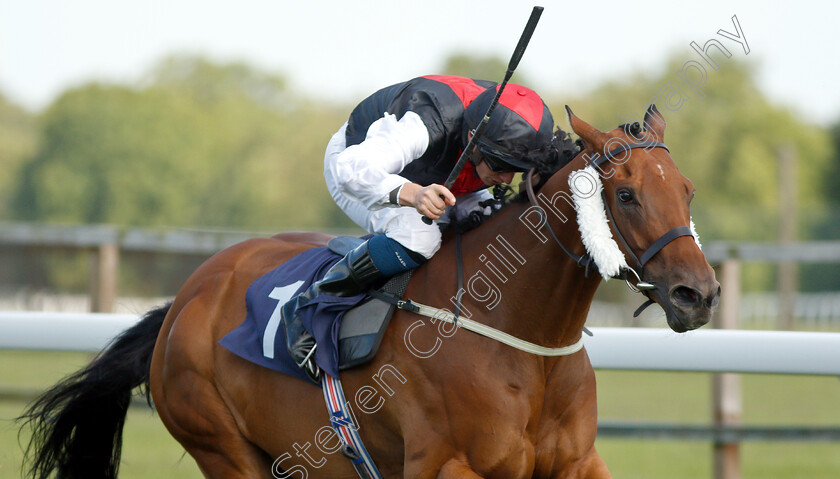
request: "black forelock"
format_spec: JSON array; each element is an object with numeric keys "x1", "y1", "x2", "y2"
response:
[
  {"x1": 617, "y1": 121, "x2": 645, "y2": 140},
  {"x1": 520, "y1": 126, "x2": 582, "y2": 194}
]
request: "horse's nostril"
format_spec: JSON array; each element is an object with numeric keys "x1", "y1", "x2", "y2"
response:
[
  {"x1": 706, "y1": 285, "x2": 722, "y2": 308},
  {"x1": 671, "y1": 286, "x2": 701, "y2": 307}
]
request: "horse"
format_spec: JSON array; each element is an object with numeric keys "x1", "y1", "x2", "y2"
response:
[{"x1": 20, "y1": 105, "x2": 719, "y2": 478}]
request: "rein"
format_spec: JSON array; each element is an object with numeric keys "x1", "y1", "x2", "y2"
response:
[{"x1": 525, "y1": 141, "x2": 695, "y2": 310}]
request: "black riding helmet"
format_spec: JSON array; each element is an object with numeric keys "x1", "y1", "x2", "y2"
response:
[{"x1": 464, "y1": 83, "x2": 554, "y2": 172}]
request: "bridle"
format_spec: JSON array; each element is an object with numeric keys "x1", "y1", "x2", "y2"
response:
[
  {"x1": 381, "y1": 144, "x2": 691, "y2": 360},
  {"x1": 525, "y1": 141, "x2": 695, "y2": 312}
]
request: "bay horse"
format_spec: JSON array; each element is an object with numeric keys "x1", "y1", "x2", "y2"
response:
[{"x1": 21, "y1": 106, "x2": 719, "y2": 478}]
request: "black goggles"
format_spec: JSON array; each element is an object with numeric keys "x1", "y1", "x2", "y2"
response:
[{"x1": 482, "y1": 153, "x2": 526, "y2": 173}]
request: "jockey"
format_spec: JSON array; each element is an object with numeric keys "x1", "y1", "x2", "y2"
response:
[{"x1": 282, "y1": 75, "x2": 555, "y2": 369}]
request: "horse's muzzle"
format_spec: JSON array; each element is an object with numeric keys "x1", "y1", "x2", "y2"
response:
[{"x1": 666, "y1": 281, "x2": 721, "y2": 331}]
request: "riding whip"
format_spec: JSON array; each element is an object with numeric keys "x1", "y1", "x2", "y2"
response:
[{"x1": 422, "y1": 5, "x2": 544, "y2": 224}]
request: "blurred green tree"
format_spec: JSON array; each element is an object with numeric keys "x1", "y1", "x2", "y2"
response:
[
  {"x1": 547, "y1": 56, "x2": 833, "y2": 244},
  {"x1": 543, "y1": 55, "x2": 834, "y2": 290},
  {"x1": 0, "y1": 93, "x2": 37, "y2": 217},
  {"x1": 441, "y1": 52, "x2": 532, "y2": 86},
  {"x1": 819, "y1": 119, "x2": 840, "y2": 237},
  {"x1": 13, "y1": 55, "x2": 351, "y2": 231},
  {"x1": 799, "y1": 118, "x2": 840, "y2": 291},
  {"x1": 6, "y1": 52, "x2": 838, "y2": 294}
]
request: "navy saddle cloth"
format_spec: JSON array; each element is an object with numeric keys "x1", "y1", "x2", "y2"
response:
[{"x1": 219, "y1": 237, "x2": 408, "y2": 383}]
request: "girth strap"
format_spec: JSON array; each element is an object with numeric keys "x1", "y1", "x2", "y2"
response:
[
  {"x1": 453, "y1": 233, "x2": 464, "y2": 321},
  {"x1": 321, "y1": 373, "x2": 383, "y2": 478}
]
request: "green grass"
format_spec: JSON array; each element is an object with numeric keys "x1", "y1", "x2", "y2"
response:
[
  {"x1": 2, "y1": 402, "x2": 202, "y2": 479},
  {"x1": 0, "y1": 351, "x2": 203, "y2": 479},
  {"x1": 2, "y1": 352, "x2": 840, "y2": 478},
  {"x1": 595, "y1": 370, "x2": 840, "y2": 478}
]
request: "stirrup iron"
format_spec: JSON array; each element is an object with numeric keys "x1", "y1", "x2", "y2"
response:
[{"x1": 295, "y1": 342, "x2": 317, "y2": 368}]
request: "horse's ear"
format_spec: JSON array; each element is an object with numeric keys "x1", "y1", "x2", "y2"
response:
[
  {"x1": 643, "y1": 104, "x2": 666, "y2": 141},
  {"x1": 565, "y1": 105, "x2": 608, "y2": 151}
]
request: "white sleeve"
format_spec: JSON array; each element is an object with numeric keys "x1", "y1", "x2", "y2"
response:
[{"x1": 329, "y1": 111, "x2": 430, "y2": 210}]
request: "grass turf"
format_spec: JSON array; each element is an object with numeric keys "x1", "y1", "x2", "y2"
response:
[{"x1": 1, "y1": 351, "x2": 839, "y2": 478}]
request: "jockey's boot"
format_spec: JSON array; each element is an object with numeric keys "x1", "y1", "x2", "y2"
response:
[{"x1": 281, "y1": 238, "x2": 385, "y2": 379}]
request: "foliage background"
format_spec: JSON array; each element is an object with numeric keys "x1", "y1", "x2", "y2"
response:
[
  {"x1": 1, "y1": 52, "x2": 838, "y2": 294},
  {"x1": 2, "y1": 51, "x2": 839, "y2": 478}
]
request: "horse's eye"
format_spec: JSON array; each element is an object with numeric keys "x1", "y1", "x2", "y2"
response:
[{"x1": 617, "y1": 189, "x2": 635, "y2": 204}]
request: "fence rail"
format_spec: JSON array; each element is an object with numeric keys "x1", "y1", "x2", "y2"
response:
[
  {"x1": 5, "y1": 222, "x2": 840, "y2": 263},
  {"x1": 3, "y1": 311, "x2": 840, "y2": 479},
  {"x1": 0, "y1": 222, "x2": 360, "y2": 255},
  {"x1": 4, "y1": 222, "x2": 840, "y2": 479},
  {"x1": 3, "y1": 313, "x2": 840, "y2": 375},
  {"x1": 598, "y1": 422, "x2": 840, "y2": 442}
]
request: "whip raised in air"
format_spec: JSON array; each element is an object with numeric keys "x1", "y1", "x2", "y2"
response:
[{"x1": 422, "y1": 5, "x2": 544, "y2": 224}]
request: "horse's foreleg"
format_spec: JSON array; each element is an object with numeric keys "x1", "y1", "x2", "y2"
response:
[
  {"x1": 578, "y1": 450, "x2": 611, "y2": 479},
  {"x1": 435, "y1": 458, "x2": 484, "y2": 479},
  {"x1": 549, "y1": 448, "x2": 611, "y2": 479}
]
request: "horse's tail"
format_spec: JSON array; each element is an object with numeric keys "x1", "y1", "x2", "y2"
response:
[{"x1": 19, "y1": 302, "x2": 172, "y2": 479}]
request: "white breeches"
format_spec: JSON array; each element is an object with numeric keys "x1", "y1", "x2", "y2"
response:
[{"x1": 324, "y1": 123, "x2": 491, "y2": 259}]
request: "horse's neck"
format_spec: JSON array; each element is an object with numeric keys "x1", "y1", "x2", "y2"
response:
[{"x1": 456, "y1": 164, "x2": 601, "y2": 349}]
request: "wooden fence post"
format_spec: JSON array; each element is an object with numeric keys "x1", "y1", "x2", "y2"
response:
[
  {"x1": 778, "y1": 144, "x2": 798, "y2": 330},
  {"x1": 89, "y1": 243, "x2": 119, "y2": 313},
  {"x1": 712, "y1": 259, "x2": 742, "y2": 479}
]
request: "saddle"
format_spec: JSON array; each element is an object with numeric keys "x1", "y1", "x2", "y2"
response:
[{"x1": 219, "y1": 236, "x2": 412, "y2": 383}]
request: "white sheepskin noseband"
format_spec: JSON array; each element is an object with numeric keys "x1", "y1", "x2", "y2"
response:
[
  {"x1": 569, "y1": 166, "x2": 628, "y2": 279},
  {"x1": 569, "y1": 166, "x2": 702, "y2": 280}
]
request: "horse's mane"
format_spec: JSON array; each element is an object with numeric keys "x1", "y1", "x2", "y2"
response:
[{"x1": 444, "y1": 127, "x2": 582, "y2": 233}]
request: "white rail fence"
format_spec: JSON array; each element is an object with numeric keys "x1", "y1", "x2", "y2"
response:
[
  {"x1": 3, "y1": 312, "x2": 840, "y2": 479},
  {"x1": 4, "y1": 292, "x2": 840, "y2": 330},
  {"x1": 2, "y1": 312, "x2": 840, "y2": 375},
  {"x1": 6, "y1": 223, "x2": 840, "y2": 479},
  {"x1": 3, "y1": 222, "x2": 840, "y2": 324}
]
